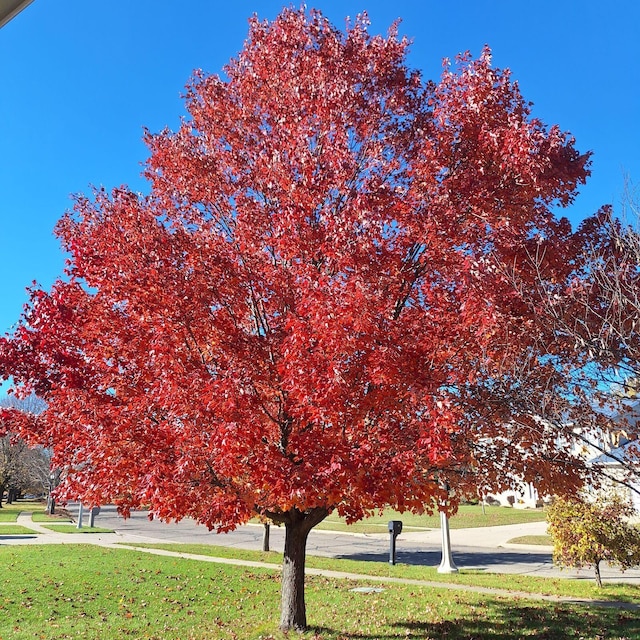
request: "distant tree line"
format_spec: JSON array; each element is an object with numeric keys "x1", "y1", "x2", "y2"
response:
[{"x1": 0, "y1": 394, "x2": 59, "y2": 507}]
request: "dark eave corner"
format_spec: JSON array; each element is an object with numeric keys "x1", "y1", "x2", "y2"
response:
[{"x1": 0, "y1": 0, "x2": 35, "y2": 29}]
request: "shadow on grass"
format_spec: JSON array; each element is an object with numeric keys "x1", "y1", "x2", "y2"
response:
[{"x1": 311, "y1": 602, "x2": 640, "y2": 639}]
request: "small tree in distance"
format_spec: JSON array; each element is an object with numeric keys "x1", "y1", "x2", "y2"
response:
[
  {"x1": 547, "y1": 495, "x2": 640, "y2": 587},
  {"x1": 0, "y1": 8, "x2": 601, "y2": 631}
]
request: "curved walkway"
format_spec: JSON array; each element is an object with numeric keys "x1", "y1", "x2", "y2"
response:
[
  {"x1": 0, "y1": 511, "x2": 638, "y2": 611},
  {"x1": 16, "y1": 511, "x2": 60, "y2": 534},
  {"x1": 107, "y1": 541, "x2": 640, "y2": 611}
]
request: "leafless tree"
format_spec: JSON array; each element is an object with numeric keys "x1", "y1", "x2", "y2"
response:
[
  {"x1": 514, "y1": 181, "x2": 640, "y2": 496},
  {"x1": 477, "y1": 179, "x2": 640, "y2": 510},
  {"x1": 564, "y1": 182, "x2": 640, "y2": 390},
  {"x1": 0, "y1": 433, "x2": 28, "y2": 505},
  {"x1": 0, "y1": 394, "x2": 57, "y2": 506}
]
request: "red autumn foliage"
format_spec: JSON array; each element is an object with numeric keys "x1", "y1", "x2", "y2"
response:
[{"x1": 0, "y1": 9, "x2": 595, "y2": 630}]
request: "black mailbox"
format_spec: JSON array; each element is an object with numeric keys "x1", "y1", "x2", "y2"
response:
[
  {"x1": 388, "y1": 520, "x2": 403, "y2": 565},
  {"x1": 388, "y1": 520, "x2": 403, "y2": 536}
]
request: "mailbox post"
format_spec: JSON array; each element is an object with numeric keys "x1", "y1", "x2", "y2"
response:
[
  {"x1": 89, "y1": 506, "x2": 101, "y2": 528},
  {"x1": 388, "y1": 520, "x2": 403, "y2": 565}
]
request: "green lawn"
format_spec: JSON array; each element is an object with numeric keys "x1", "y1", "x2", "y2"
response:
[
  {"x1": 0, "y1": 525, "x2": 39, "y2": 535},
  {"x1": 309, "y1": 504, "x2": 547, "y2": 534},
  {"x1": 31, "y1": 511, "x2": 73, "y2": 523},
  {"x1": 0, "y1": 501, "x2": 45, "y2": 522},
  {"x1": 0, "y1": 544, "x2": 636, "y2": 639},
  {"x1": 508, "y1": 535, "x2": 553, "y2": 546},
  {"x1": 41, "y1": 524, "x2": 114, "y2": 534},
  {"x1": 123, "y1": 542, "x2": 640, "y2": 603}
]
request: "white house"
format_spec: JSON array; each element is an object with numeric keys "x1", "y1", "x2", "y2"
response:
[
  {"x1": 589, "y1": 438, "x2": 640, "y2": 513},
  {"x1": 484, "y1": 397, "x2": 640, "y2": 511}
]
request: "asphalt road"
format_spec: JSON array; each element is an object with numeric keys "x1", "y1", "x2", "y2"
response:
[{"x1": 73, "y1": 504, "x2": 640, "y2": 584}]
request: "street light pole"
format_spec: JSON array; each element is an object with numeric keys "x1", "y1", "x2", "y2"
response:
[
  {"x1": 437, "y1": 510, "x2": 458, "y2": 573},
  {"x1": 76, "y1": 502, "x2": 84, "y2": 529}
]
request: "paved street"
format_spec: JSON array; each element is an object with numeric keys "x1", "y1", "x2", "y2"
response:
[{"x1": 58, "y1": 504, "x2": 640, "y2": 584}]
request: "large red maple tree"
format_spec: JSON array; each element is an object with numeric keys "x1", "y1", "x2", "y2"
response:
[{"x1": 0, "y1": 9, "x2": 593, "y2": 631}]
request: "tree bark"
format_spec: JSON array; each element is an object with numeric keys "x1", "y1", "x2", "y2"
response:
[
  {"x1": 594, "y1": 560, "x2": 602, "y2": 588},
  {"x1": 278, "y1": 507, "x2": 328, "y2": 632}
]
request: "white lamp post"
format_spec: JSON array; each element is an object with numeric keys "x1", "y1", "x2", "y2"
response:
[{"x1": 437, "y1": 510, "x2": 458, "y2": 573}]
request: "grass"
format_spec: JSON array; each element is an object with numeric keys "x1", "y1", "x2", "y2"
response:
[
  {"x1": 508, "y1": 535, "x2": 553, "y2": 546},
  {"x1": 31, "y1": 512, "x2": 73, "y2": 523},
  {"x1": 0, "y1": 544, "x2": 637, "y2": 640},
  {"x1": 121, "y1": 542, "x2": 640, "y2": 603},
  {"x1": 306, "y1": 505, "x2": 547, "y2": 534},
  {"x1": 0, "y1": 525, "x2": 39, "y2": 535},
  {"x1": 41, "y1": 524, "x2": 114, "y2": 534},
  {"x1": 0, "y1": 501, "x2": 45, "y2": 522}
]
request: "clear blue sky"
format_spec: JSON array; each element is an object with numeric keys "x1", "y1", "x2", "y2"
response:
[{"x1": 1, "y1": 1, "x2": 638, "y2": 337}]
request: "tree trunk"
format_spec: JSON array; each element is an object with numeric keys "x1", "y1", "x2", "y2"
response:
[
  {"x1": 262, "y1": 523, "x2": 270, "y2": 552},
  {"x1": 594, "y1": 560, "x2": 602, "y2": 588},
  {"x1": 278, "y1": 507, "x2": 328, "y2": 632}
]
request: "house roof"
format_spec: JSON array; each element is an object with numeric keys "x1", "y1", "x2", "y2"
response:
[
  {"x1": 590, "y1": 439, "x2": 640, "y2": 465},
  {"x1": 0, "y1": 0, "x2": 34, "y2": 29}
]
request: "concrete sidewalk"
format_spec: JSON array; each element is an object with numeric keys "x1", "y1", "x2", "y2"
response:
[
  {"x1": 0, "y1": 512, "x2": 161, "y2": 547},
  {"x1": 3, "y1": 510, "x2": 638, "y2": 612},
  {"x1": 3, "y1": 508, "x2": 640, "y2": 585}
]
